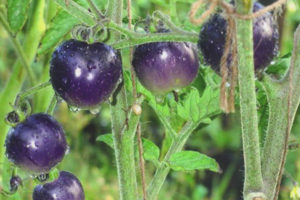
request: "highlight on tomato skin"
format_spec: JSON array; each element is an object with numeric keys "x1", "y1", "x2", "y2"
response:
[
  {"x1": 132, "y1": 42, "x2": 200, "y2": 94},
  {"x1": 5, "y1": 113, "x2": 68, "y2": 173},
  {"x1": 198, "y1": 2, "x2": 279, "y2": 73},
  {"x1": 50, "y1": 39, "x2": 122, "y2": 109},
  {"x1": 33, "y1": 171, "x2": 85, "y2": 200}
]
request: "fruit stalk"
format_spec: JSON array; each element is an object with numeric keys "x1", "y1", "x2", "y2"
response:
[
  {"x1": 14, "y1": 81, "x2": 51, "y2": 107},
  {"x1": 235, "y1": 0, "x2": 264, "y2": 198},
  {"x1": 46, "y1": 95, "x2": 58, "y2": 115},
  {"x1": 261, "y1": 25, "x2": 300, "y2": 200}
]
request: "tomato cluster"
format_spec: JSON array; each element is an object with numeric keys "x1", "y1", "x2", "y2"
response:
[
  {"x1": 198, "y1": 2, "x2": 278, "y2": 72},
  {"x1": 4, "y1": 2, "x2": 278, "y2": 199}
]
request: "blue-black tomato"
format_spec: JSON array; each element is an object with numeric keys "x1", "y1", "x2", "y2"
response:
[
  {"x1": 33, "y1": 171, "x2": 85, "y2": 200},
  {"x1": 5, "y1": 113, "x2": 67, "y2": 173},
  {"x1": 50, "y1": 39, "x2": 122, "y2": 109},
  {"x1": 198, "y1": 2, "x2": 279, "y2": 72},
  {"x1": 132, "y1": 42, "x2": 199, "y2": 94}
]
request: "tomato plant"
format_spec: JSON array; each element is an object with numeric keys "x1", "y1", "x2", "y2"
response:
[{"x1": 0, "y1": 0, "x2": 299, "y2": 200}]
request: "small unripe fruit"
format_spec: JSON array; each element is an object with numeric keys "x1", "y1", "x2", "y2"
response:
[{"x1": 10, "y1": 176, "x2": 22, "y2": 193}]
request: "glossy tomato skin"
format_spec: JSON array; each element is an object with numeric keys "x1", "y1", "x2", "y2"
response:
[
  {"x1": 5, "y1": 113, "x2": 67, "y2": 173},
  {"x1": 33, "y1": 171, "x2": 85, "y2": 200},
  {"x1": 50, "y1": 39, "x2": 122, "y2": 109},
  {"x1": 198, "y1": 2, "x2": 278, "y2": 72},
  {"x1": 132, "y1": 42, "x2": 199, "y2": 94}
]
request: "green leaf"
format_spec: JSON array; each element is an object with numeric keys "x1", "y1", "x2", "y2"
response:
[
  {"x1": 177, "y1": 86, "x2": 220, "y2": 123},
  {"x1": 168, "y1": 151, "x2": 220, "y2": 172},
  {"x1": 177, "y1": 87, "x2": 201, "y2": 122},
  {"x1": 142, "y1": 138, "x2": 160, "y2": 162},
  {"x1": 7, "y1": 0, "x2": 31, "y2": 33},
  {"x1": 198, "y1": 85, "x2": 221, "y2": 119},
  {"x1": 96, "y1": 134, "x2": 114, "y2": 148},
  {"x1": 38, "y1": 10, "x2": 79, "y2": 54},
  {"x1": 97, "y1": 133, "x2": 160, "y2": 164},
  {"x1": 265, "y1": 54, "x2": 291, "y2": 79}
]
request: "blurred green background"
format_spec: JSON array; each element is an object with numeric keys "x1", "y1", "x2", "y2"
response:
[{"x1": 0, "y1": 0, "x2": 300, "y2": 199}]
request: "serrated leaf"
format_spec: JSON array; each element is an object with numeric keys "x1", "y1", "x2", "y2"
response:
[
  {"x1": 168, "y1": 97, "x2": 186, "y2": 131},
  {"x1": 142, "y1": 138, "x2": 160, "y2": 162},
  {"x1": 38, "y1": 10, "x2": 79, "y2": 54},
  {"x1": 168, "y1": 151, "x2": 220, "y2": 172},
  {"x1": 177, "y1": 88, "x2": 200, "y2": 122},
  {"x1": 96, "y1": 134, "x2": 114, "y2": 148},
  {"x1": 7, "y1": 0, "x2": 31, "y2": 33},
  {"x1": 198, "y1": 85, "x2": 221, "y2": 119},
  {"x1": 177, "y1": 86, "x2": 219, "y2": 123}
]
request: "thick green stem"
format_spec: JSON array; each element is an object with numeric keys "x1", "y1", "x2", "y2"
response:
[
  {"x1": 261, "y1": 25, "x2": 300, "y2": 200},
  {"x1": 147, "y1": 121, "x2": 200, "y2": 200},
  {"x1": 111, "y1": 108, "x2": 140, "y2": 199},
  {"x1": 108, "y1": 0, "x2": 138, "y2": 199},
  {"x1": 235, "y1": 0, "x2": 264, "y2": 199}
]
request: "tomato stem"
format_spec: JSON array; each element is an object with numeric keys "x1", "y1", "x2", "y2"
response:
[
  {"x1": 147, "y1": 105, "x2": 221, "y2": 199},
  {"x1": 261, "y1": 25, "x2": 300, "y2": 200},
  {"x1": 107, "y1": 0, "x2": 139, "y2": 199},
  {"x1": 235, "y1": 0, "x2": 265, "y2": 199}
]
